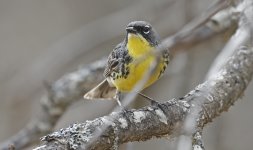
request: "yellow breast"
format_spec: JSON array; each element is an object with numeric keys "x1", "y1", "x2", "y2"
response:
[{"x1": 112, "y1": 33, "x2": 165, "y2": 92}]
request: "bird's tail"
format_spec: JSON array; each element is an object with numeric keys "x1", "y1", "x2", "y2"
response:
[{"x1": 83, "y1": 79, "x2": 117, "y2": 100}]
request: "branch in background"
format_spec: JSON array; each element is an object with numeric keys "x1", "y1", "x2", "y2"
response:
[
  {"x1": 34, "y1": 45, "x2": 253, "y2": 150},
  {"x1": 172, "y1": 6, "x2": 239, "y2": 54},
  {"x1": 206, "y1": 2, "x2": 249, "y2": 79},
  {"x1": 0, "y1": 59, "x2": 106, "y2": 150},
  {"x1": 0, "y1": 0, "x2": 240, "y2": 149},
  {"x1": 163, "y1": 0, "x2": 232, "y2": 54}
]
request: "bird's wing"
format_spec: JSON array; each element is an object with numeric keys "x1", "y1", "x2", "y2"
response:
[
  {"x1": 83, "y1": 79, "x2": 117, "y2": 100},
  {"x1": 84, "y1": 42, "x2": 127, "y2": 101},
  {"x1": 104, "y1": 42, "x2": 127, "y2": 77}
]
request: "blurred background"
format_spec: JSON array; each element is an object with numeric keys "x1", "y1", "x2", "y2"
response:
[{"x1": 0, "y1": 0, "x2": 253, "y2": 149}]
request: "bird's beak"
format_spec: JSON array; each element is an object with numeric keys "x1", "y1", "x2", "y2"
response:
[{"x1": 126, "y1": 26, "x2": 136, "y2": 33}]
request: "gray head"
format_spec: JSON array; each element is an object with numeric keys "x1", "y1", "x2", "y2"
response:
[{"x1": 126, "y1": 21, "x2": 160, "y2": 46}]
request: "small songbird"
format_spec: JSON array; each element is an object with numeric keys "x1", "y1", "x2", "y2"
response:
[{"x1": 84, "y1": 21, "x2": 170, "y2": 106}]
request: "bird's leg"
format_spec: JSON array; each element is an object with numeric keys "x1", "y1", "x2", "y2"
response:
[
  {"x1": 138, "y1": 92, "x2": 159, "y2": 106},
  {"x1": 115, "y1": 91, "x2": 130, "y2": 117},
  {"x1": 115, "y1": 91, "x2": 122, "y2": 107}
]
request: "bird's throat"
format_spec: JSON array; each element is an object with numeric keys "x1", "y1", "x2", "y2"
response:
[{"x1": 127, "y1": 33, "x2": 152, "y2": 58}]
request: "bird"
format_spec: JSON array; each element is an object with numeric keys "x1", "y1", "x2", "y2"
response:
[{"x1": 83, "y1": 21, "x2": 170, "y2": 106}]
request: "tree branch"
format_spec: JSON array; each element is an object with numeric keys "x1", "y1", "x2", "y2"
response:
[{"x1": 34, "y1": 45, "x2": 253, "y2": 149}]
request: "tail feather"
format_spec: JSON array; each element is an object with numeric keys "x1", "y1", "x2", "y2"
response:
[{"x1": 83, "y1": 79, "x2": 117, "y2": 100}]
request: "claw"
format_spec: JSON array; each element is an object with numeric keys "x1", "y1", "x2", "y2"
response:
[{"x1": 138, "y1": 92, "x2": 159, "y2": 106}]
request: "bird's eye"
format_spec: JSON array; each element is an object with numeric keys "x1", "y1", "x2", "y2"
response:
[{"x1": 143, "y1": 25, "x2": 150, "y2": 34}]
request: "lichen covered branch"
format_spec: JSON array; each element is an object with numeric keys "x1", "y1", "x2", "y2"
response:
[{"x1": 34, "y1": 46, "x2": 253, "y2": 150}]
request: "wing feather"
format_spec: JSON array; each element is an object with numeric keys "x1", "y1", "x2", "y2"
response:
[{"x1": 83, "y1": 79, "x2": 117, "y2": 100}]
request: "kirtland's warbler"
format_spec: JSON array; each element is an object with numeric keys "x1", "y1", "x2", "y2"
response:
[{"x1": 84, "y1": 21, "x2": 170, "y2": 106}]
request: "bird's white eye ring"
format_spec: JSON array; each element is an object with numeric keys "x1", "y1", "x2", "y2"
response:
[
  {"x1": 143, "y1": 30, "x2": 150, "y2": 34},
  {"x1": 143, "y1": 25, "x2": 150, "y2": 34}
]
